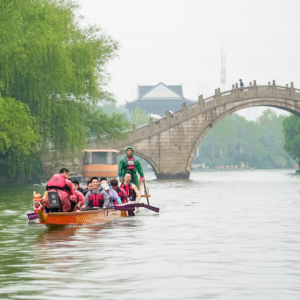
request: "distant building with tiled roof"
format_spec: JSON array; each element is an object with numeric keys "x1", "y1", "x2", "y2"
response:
[{"x1": 125, "y1": 82, "x2": 195, "y2": 116}]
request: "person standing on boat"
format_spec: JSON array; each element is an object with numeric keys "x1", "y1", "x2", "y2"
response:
[
  {"x1": 118, "y1": 146, "x2": 144, "y2": 189},
  {"x1": 121, "y1": 173, "x2": 141, "y2": 204},
  {"x1": 82, "y1": 177, "x2": 109, "y2": 209}
]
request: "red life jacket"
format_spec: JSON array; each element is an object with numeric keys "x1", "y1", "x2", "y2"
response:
[
  {"x1": 121, "y1": 183, "x2": 136, "y2": 202},
  {"x1": 88, "y1": 192, "x2": 104, "y2": 207},
  {"x1": 126, "y1": 157, "x2": 135, "y2": 170},
  {"x1": 116, "y1": 188, "x2": 128, "y2": 203},
  {"x1": 46, "y1": 174, "x2": 69, "y2": 192}
]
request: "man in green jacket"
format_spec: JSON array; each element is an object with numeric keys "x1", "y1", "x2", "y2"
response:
[{"x1": 118, "y1": 146, "x2": 145, "y2": 189}]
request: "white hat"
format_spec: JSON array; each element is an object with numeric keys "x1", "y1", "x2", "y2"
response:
[{"x1": 101, "y1": 183, "x2": 110, "y2": 190}]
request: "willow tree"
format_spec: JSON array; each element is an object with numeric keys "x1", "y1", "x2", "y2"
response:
[
  {"x1": 130, "y1": 107, "x2": 149, "y2": 127},
  {"x1": 0, "y1": 0, "x2": 129, "y2": 178},
  {"x1": 283, "y1": 114, "x2": 300, "y2": 167},
  {"x1": 0, "y1": 95, "x2": 39, "y2": 178}
]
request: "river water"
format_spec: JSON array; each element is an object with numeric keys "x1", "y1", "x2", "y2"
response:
[{"x1": 0, "y1": 169, "x2": 300, "y2": 299}]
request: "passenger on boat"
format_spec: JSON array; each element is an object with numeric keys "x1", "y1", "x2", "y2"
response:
[
  {"x1": 99, "y1": 177, "x2": 108, "y2": 187},
  {"x1": 101, "y1": 183, "x2": 122, "y2": 206},
  {"x1": 86, "y1": 181, "x2": 92, "y2": 192},
  {"x1": 45, "y1": 168, "x2": 77, "y2": 212},
  {"x1": 121, "y1": 173, "x2": 141, "y2": 203},
  {"x1": 72, "y1": 181, "x2": 85, "y2": 210},
  {"x1": 73, "y1": 180, "x2": 88, "y2": 196},
  {"x1": 110, "y1": 179, "x2": 128, "y2": 203},
  {"x1": 118, "y1": 146, "x2": 144, "y2": 190},
  {"x1": 82, "y1": 177, "x2": 109, "y2": 209}
]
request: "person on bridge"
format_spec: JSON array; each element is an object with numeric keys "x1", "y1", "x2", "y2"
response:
[
  {"x1": 45, "y1": 168, "x2": 76, "y2": 212},
  {"x1": 118, "y1": 146, "x2": 144, "y2": 189},
  {"x1": 239, "y1": 79, "x2": 244, "y2": 91}
]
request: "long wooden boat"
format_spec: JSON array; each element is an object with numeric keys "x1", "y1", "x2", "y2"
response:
[
  {"x1": 30, "y1": 190, "x2": 158, "y2": 228},
  {"x1": 35, "y1": 208, "x2": 127, "y2": 228}
]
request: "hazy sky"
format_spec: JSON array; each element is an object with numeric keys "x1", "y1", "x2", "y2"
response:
[{"x1": 78, "y1": 0, "x2": 300, "y2": 118}]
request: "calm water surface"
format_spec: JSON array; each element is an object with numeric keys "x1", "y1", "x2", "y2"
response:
[{"x1": 1, "y1": 169, "x2": 300, "y2": 299}]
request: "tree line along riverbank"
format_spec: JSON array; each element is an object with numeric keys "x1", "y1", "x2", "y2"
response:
[{"x1": 1, "y1": 0, "x2": 300, "y2": 184}]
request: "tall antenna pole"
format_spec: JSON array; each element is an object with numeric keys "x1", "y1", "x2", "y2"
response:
[{"x1": 220, "y1": 47, "x2": 226, "y2": 92}]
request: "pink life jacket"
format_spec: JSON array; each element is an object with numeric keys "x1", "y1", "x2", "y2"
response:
[
  {"x1": 46, "y1": 174, "x2": 68, "y2": 192},
  {"x1": 74, "y1": 190, "x2": 85, "y2": 207},
  {"x1": 126, "y1": 157, "x2": 135, "y2": 170},
  {"x1": 88, "y1": 192, "x2": 104, "y2": 207}
]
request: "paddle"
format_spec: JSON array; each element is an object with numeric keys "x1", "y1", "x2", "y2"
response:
[
  {"x1": 112, "y1": 206, "x2": 135, "y2": 211},
  {"x1": 144, "y1": 204, "x2": 160, "y2": 213},
  {"x1": 27, "y1": 212, "x2": 39, "y2": 221},
  {"x1": 113, "y1": 203, "x2": 159, "y2": 213}
]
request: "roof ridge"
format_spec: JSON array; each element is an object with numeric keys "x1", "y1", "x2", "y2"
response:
[{"x1": 140, "y1": 82, "x2": 182, "y2": 98}]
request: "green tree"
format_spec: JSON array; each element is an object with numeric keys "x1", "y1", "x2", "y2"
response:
[
  {"x1": 0, "y1": 95, "x2": 39, "y2": 178},
  {"x1": 0, "y1": 0, "x2": 130, "y2": 181},
  {"x1": 101, "y1": 103, "x2": 130, "y2": 122},
  {"x1": 84, "y1": 105, "x2": 131, "y2": 141},
  {"x1": 130, "y1": 107, "x2": 149, "y2": 127},
  {"x1": 283, "y1": 114, "x2": 300, "y2": 166},
  {"x1": 0, "y1": 0, "x2": 119, "y2": 151},
  {"x1": 197, "y1": 110, "x2": 295, "y2": 169}
]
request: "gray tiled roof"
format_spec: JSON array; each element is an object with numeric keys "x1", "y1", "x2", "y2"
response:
[
  {"x1": 139, "y1": 86, "x2": 153, "y2": 97},
  {"x1": 167, "y1": 85, "x2": 183, "y2": 96},
  {"x1": 138, "y1": 83, "x2": 183, "y2": 98}
]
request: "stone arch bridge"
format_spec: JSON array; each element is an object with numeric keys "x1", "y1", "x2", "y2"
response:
[{"x1": 110, "y1": 81, "x2": 300, "y2": 179}]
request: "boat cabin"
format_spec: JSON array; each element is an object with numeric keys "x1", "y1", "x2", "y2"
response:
[{"x1": 82, "y1": 149, "x2": 118, "y2": 181}]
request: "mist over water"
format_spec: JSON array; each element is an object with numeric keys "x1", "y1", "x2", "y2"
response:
[{"x1": 1, "y1": 169, "x2": 300, "y2": 299}]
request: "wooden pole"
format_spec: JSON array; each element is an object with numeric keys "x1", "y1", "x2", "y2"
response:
[{"x1": 142, "y1": 181, "x2": 150, "y2": 205}]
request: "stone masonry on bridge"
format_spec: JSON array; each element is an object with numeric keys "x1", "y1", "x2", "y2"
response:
[{"x1": 110, "y1": 81, "x2": 300, "y2": 179}]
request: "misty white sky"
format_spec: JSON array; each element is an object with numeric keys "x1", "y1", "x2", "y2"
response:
[{"x1": 78, "y1": 0, "x2": 300, "y2": 119}]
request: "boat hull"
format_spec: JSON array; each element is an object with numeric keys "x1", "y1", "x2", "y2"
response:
[{"x1": 38, "y1": 209, "x2": 126, "y2": 228}]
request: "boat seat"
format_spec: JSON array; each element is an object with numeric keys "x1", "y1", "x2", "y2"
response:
[{"x1": 48, "y1": 191, "x2": 61, "y2": 213}]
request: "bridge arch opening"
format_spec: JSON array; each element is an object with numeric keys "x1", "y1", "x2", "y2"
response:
[{"x1": 187, "y1": 100, "x2": 298, "y2": 172}]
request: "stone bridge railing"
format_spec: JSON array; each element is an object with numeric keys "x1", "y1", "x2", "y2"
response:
[{"x1": 118, "y1": 80, "x2": 299, "y2": 147}]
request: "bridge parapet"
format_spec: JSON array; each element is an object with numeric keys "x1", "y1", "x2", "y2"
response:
[
  {"x1": 122, "y1": 81, "x2": 297, "y2": 147},
  {"x1": 105, "y1": 80, "x2": 300, "y2": 179}
]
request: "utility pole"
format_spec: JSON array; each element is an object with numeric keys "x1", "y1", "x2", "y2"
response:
[{"x1": 220, "y1": 48, "x2": 226, "y2": 92}]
